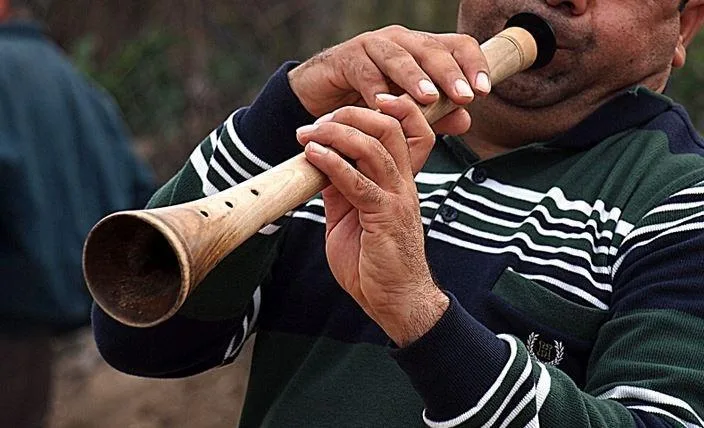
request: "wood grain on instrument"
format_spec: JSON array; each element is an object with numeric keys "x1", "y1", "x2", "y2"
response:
[{"x1": 83, "y1": 26, "x2": 539, "y2": 327}]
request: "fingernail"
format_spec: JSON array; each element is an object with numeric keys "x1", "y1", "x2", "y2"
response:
[
  {"x1": 419, "y1": 79, "x2": 439, "y2": 96},
  {"x1": 455, "y1": 79, "x2": 474, "y2": 99},
  {"x1": 475, "y1": 72, "x2": 491, "y2": 93},
  {"x1": 296, "y1": 124, "x2": 319, "y2": 136},
  {"x1": 315, "y1": 113, "x2": 334, "y2": 124},
  {"x1": 376, "y1": 93, "x2": 398, "y2": 102},
  {"x1": 307, "y1": 141, "x2": 329, "y2": 155}
]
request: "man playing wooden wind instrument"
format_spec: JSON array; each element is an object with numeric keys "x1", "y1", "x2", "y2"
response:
[{"x1": 95, "y1": 0, "x2": 704, "y2": 426}]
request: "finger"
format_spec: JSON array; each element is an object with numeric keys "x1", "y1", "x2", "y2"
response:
[
  {"x1": 320, "y1": 185, "x2": 354, "y2": 235},
  {"x1": 376, "y1": 94, "x2": 436, "y2": 177},
  {"x1": 320, "y1": 105, "x2": 414, "y2": 180},
  {"x1": 430, "y1": 107, "x2": 472, "y2": 137},
  {"x1": 304, "y1": 142, "x2": 386, "y2": 213},
  {"x1": 435, "y1": 33, "x2": 491, "y2": 95},
  {"x1": 342, "y1": 51, "x2": 393, "y2": 109},
  {"x1": 385, "y1": 29, "x2": 476, "y2": 105},
  {"x1": 296, "y1": 114, "x2": 403, "y2": 190},
  {"x1": 361, "y1": 35, "x2": 441, "y2": 107}
]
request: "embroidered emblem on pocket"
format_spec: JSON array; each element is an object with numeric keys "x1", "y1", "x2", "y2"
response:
[{"x1": 527, "y1": 332, "x2": 564, "y2": 366}]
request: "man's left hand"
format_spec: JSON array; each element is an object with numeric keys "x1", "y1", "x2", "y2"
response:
[{"x1": 296, "y1": 95, "x2": 450, "y2": 347}]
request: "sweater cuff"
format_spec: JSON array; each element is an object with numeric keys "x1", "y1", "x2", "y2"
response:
[
  {"x1": 234, "y1": 61, "x2": 316, "y2": 167},
  {"x1": 390, "y1": 293, "x2": 510, "y2": 422}
]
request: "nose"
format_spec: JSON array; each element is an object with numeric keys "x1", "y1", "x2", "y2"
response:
[{"x1": 545, "y1": 0, "x2": 588, "y2": 15}]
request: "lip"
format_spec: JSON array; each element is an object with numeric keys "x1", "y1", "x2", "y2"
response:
[{"x1": 505, "y1": 10, "x2": 580, "y2": 51}]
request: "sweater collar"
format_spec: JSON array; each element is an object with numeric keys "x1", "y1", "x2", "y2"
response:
[
  {"x1": 444, "y1": 86, "x2": 674, "y2": 162},
  {"x1": 549, "y1": 86, "x2": 674, "y2": 151}
]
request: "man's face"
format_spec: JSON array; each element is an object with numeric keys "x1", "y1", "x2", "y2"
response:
[{"x1": 458, "y1": 0, "x2": 683, "y2": 108}]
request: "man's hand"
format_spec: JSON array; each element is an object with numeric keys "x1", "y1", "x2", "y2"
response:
[
  {"x1": 289, "y1": 25, "x2": 491, "y2": 137},
  {"x1": 296, "y1": 95, "x2": 449, "y2": 347}
]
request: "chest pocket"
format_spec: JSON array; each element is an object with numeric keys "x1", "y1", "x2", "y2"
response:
[{"x1": 485, "y1": 269, "x2": 608, "y2": 387}]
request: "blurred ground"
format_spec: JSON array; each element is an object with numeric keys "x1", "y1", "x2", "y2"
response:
[{"x1": 48, "y1": 330, "x2": 253, "y2": 428}]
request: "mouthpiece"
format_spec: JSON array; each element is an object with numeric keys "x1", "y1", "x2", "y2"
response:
[
  {"x1": 506, "y1": 13, "x2": 556, "y2": 70},
  {"x1": 84, "y1": 15, "x2": 558, "y2": 328}
]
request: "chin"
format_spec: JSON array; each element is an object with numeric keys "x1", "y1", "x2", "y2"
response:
[{"x1": 491, "y1": 69, "x2": 584, "y2": 109}]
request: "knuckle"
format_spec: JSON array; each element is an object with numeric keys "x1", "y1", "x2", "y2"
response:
[
  {"x1": 355, "y1": 30, "x2": 374, "y2": 43},
  {"x1": 417, "y1": 49, "x2": 456, "y2": 71},
  {"x1": 383, "y1": 24, "x2": 407, "y2": 34},
  {"x1": 460, "y1": 34, "x2": 480, "y2": 48},
  {"x1": 336, "y1": 106, "x2": 359, "y2": 120},
  {"x1": 353, "y1": 175, "x2": 378, "y2": 203},
  {"x1": 443, "y1": 64, "x2": 464, "y2": 77},
  {"x1": 344, "y1": 126, "x2": 361, "y2": 141},
  {"x1": 358, "y1": 62, "x2": 385, "y2": 84},
  {"x1": 386, "y1": 117, "x2": 404, "y2": 135},
  {"x1": 371, "y1": 39, "x2": 407, "y2": 64},
  {"x1": 417, "y1": 32, "x2": 444, "y2": 50}
]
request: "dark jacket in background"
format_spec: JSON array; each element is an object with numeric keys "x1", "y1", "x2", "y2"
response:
[{"x1": 0, "y1": 21, "x2": 154, "y2": 332}]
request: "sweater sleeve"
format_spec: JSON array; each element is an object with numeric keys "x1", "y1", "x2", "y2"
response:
[
  {"x1": 392, "y1": 180, "x2": 704, "y2": 427},
  {"x1": 92, "y1": 62, "x2": 316, "y2": 377}
]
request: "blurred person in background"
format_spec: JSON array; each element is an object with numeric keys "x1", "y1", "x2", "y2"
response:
[{"x1": 0, "y1": 0, "x2": 155, "y2": 426}]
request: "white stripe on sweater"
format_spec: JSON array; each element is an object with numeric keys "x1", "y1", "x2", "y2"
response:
[
  {"x1": 444, "y1": 216, "x2": 612, "y2": 278},
  {"x1": 618, "y1": 210, "x2": 704, "y2": 250},
  {"x1": 535, "y1": 362, "x2": 551, "y2": 412},
  {"x1": 190, "y1": 140, "x2": 219, "y2": 197},
  {"x1": 427, "y1": 229, "x2": 611, "y2": 307},
  {"x1": 483, "y1": 357, "x2": 533, "y2": 428},
  {"x1": 508, "y1": 269, "x2": 609, "y2": 310},
  {"x1": 597, "y1": 385, "x2": 704, "y2": 427},
  {"x1": 452, "y1": 187, "x2": 621, "y2": 254},
  {"x1": 415, "y1": 172, "x2": 462, "y2": 185},
  {"x1": 613, "y1": 221, "x2": 704, "y2": 278},
  {"x1": 423, "y1": 335, "x2": 518, "y2": 428},
  {"x1": 213, "y1": 143, "x2": 254, "y2": 180},
  {"x1": 222, "y1": 286, "x2": 261, "y2": 363},
  {"x1": 477, "y1": 175, "x2": 630, "y2": 230},
  {"x1": 224, "y1": 110, "x2": 273, "y2": 170},
  {"x1": 628, "y1": 405, "x2": 701, "y2": 428}
]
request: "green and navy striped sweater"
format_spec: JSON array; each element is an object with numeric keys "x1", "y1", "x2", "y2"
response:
[{"x1": 94, "y1": 63, "x2": 704, "y2": 427}]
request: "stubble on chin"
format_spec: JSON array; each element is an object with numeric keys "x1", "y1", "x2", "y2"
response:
[{"x1": 491, "y1": 70, "x2": 582, "y2": 109}]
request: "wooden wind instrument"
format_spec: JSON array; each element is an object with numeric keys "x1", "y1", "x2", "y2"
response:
[{"x1": 83, "y1": 13, "x2": 556, "y2": 327}]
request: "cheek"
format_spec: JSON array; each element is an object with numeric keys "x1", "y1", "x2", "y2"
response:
[
  {"x1": 457, "y1": 0, "x2": 508, "y2": 41},
  {"x1": 586, "y1": 11, "x2": 678, "y2": 83}
]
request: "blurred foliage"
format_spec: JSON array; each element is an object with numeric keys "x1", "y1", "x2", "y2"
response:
[
  {"x1": 43, "y1": 1, "x2": 704, "y2": 181},
  {"x1": 670, "y1": 31, "x2": 704, "y2": 129},
  {"x1": 71, "y1": 31, "x2": 186, "y2": 139}
]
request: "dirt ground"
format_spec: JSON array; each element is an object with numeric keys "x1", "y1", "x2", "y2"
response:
[{"x1": 48, "y1": 330, "x2": 254, "y2": 428}]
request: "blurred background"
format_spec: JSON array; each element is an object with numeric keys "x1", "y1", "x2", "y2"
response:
[
  {"x1": 47, "y1": 0, "x2": 704, "y2": 183},
  {"x1": 4, "y1": 1, "x2": 704, "y2": 427},
  {"x1": 49, "y1": 0, "x2": 461, "y2": 183}
]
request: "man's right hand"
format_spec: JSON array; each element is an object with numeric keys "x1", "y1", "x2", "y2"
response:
[{"x1": 288, "y1": 25, "x2": 491, "y2": 135}]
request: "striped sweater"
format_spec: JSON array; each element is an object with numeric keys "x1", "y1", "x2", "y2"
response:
[{"x1": 94, "y1": 62, "x2": 704, "y2": 427}]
